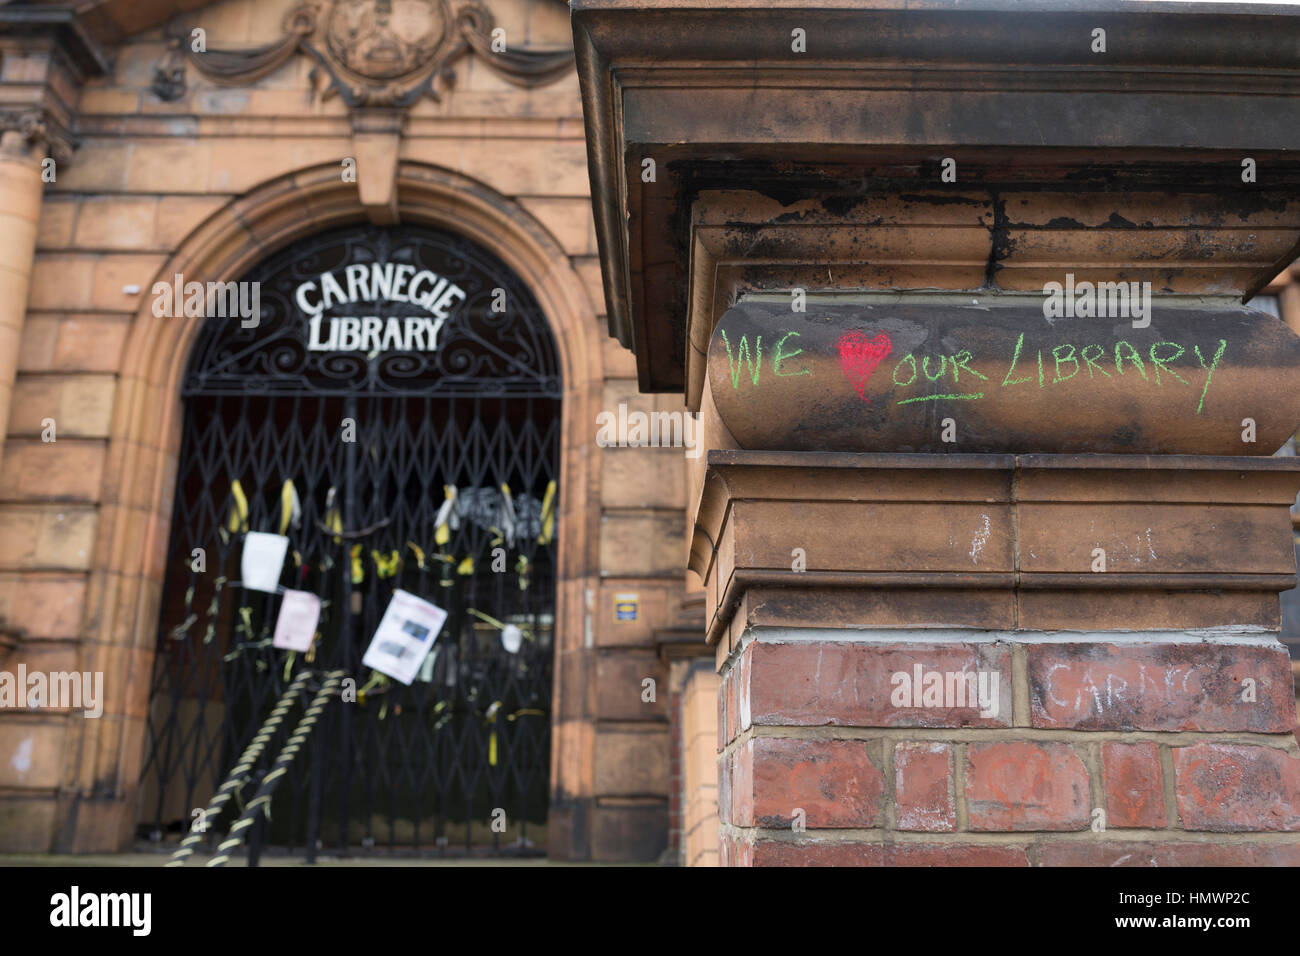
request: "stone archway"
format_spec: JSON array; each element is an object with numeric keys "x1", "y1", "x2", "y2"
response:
[{"x1": 64, "y1": 161, "x2": 603, "y2": 851}]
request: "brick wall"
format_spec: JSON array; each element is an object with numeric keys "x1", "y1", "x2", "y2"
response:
[{"x1": 718, "y1": 635, "x2": 1300, "y2": 866}]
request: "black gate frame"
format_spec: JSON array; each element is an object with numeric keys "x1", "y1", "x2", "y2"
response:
[{"x1": 139, "y1": 223, "x2": 562, "y2": 857}]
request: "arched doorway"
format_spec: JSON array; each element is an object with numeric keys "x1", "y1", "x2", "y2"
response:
[{"x1": 137, "y1": 222, "x2": 561, "y2": 856}]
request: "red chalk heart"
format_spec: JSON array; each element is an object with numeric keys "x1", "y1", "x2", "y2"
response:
[
  {"x1": 1185, "y1": 757, "x2": 1242, "y2": 809},
  {"x1": 836, "y1": 331, "x2": 892, "y2": 400}
]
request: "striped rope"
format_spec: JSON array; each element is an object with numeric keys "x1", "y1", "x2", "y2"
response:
[
  {"x1": 165, "y1": 670, "x2": 314, "y2": 867},
  {"x1": 206, "y1": 670, "x2": 346, "y2": 868}
]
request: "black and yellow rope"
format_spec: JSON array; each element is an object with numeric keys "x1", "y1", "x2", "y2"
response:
[
  {"x1": 165, "y1": 669, "x2": 314, "y2": 867},
  {"x1": 206, "y1": 670, "x2": 346, "y2": 868}
]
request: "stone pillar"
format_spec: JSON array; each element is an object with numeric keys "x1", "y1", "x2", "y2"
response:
[
  {"x1": 693, "y1": 259, "x2": 1300, "y2": 868},
  {"x1": 573, "y1": 0, "x2": 1300, "y2": 865},
  {"x1": 0, "y1": 124, "x2": 46, "y2": 474},
  {"x1": 698, "y1": 446, "x2": 1300, "y2": 866}
]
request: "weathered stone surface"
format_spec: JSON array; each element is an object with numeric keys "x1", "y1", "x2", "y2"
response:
[{"x1": 708, "y1": 297, "x2": 1300, "y2": 455}]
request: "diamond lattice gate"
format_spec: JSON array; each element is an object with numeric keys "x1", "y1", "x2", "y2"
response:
[{"x1": 138, "y1": 224, "x2": 561, "y2": 857}]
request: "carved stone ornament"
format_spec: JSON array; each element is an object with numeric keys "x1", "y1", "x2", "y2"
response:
[
  {"x1": 157, "y1": 0, "x2": 574, "y2": 108},
  {"x1": 0, "y1": 108, "x2": 75, "y2": 164}
]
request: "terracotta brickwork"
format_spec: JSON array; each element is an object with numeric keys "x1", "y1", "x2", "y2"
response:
[
  {"x1": 0, "y1": 0, "x2": 690, "y2": 860},
  {"x1": 718, "y1": 636, "x2": 1300, "y2": 866}
]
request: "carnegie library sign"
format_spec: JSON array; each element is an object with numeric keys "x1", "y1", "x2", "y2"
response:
[
  {"x1": 181, "y1": 224, "x2": 560, "y2": 397},
  {"x1": 295, "y1": 261, "x2": 467, "y2": 352}
]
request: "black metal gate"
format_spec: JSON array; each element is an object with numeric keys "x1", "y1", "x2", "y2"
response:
[{"x1": 139, "y1": 224, "x2": 561, "y2": 856}]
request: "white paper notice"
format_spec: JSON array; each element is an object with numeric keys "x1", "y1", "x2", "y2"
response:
[
  {"x1": 361, "y1": 589, "x2": 449, "y2": 685},
  {"x1": 241, "y1": 531, "x2": 290, "y2": 593},
  {"x1": 501, "y1": 624, "x2": 523, "y2": 654},
  {"x1": 273, "y1": 589, "x2": 322, "y2": 652}
]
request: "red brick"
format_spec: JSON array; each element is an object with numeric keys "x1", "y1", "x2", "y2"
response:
[
  {"x1": 887, "y1": 843, "x2": 1029, "y2": 866},
  {"x1": 745, "y1": 640, "x2": 1011, "y2": 729},
  {"x1": 722, "y1": 834, "x2": 752, "y2": 867},
  {"x1": 735, "y1": 647, "x2": 751, "y2": 735},
  {"x1": 1027, "y1": 642, "x2": 1294, "y2": 732},
  {"x1": 1102, "y1": 742, "x2": 1167, "y2": 829},
  {"x1": 966, "y1": 741, "x2": 1091, "y2": 831},
  {"x1": 895, "y1": 742, "x2": 955, "y2": 831},
  {"x1": 736, "y1": 737, "x2": 886, "y2": 828},
  {"x1": 717, "y1": 669, "x2": 729, "y2": 750},
  {"x1": 717, "y1": 752, "x2": 732, "y2": 826},
  {"x1": 746, "y1": 840, "x2": 1029, "y2": 867},
  {"x1": 731, "y1": 744, "x2": 748, "y2": 825},
  {"x1": 1039, "y1": 841, "x2": 1300, "y2": 867},
  {"x1": 1173, "y1": 743, "x2": 1300, "y2": 831},
  {"x1": 726, "y1": 661, "x2": 739, "y2": 743}
]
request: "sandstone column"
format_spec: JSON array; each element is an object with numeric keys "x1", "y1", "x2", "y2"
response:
[{"x1": 0, "y1": 121, "x2": 47, "y2": 473}]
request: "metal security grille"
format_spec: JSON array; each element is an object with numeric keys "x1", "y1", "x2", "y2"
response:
[{"x1": 138, "y1": 225, "x2": 561, "y2": 857}]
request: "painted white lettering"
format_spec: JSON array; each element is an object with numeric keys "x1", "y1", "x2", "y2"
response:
[
  {"x1": 337, "y1": 317, "x2": 361, "y2": 351},
  {"x1": 391, "y1": 264, "x2": 415, "y2": 302},
  {"x1": 295, "y1": 280, "x2": 322, "y2": 317},
  {"x1": 359, "y1": 316, "x2": 383, "y2": 352},
  {"x1": 319, "y1": 271, "x2": 347, "y2": 311},
  {"x1": 345, "y1": 263, "x2": 371, "y2": 303},
  {"x1": 370, "y1": 263, "x2": 395, "y2": 301},
  {"x1": 378, "y1": 316, "x2": 404, "y2": 351}
]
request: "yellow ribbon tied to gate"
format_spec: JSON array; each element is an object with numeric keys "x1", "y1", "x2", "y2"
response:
[
  {"x1": 372, "y1": 549, "x2": 402, "y2": 578},
  {"x1": 357, "y1": 670, "x2": 389, "y2": 708},
  {"x1": 486, "y1": 701, "x2": 501, "y2": 766},
  {"x1": 278, "y1": 480, "x2": 301, "y2": 536},
  {"x1": 323, "y1": 487, "x2": 343, "y2": 544},
  {"x1": 226, "y1": 480, "x2": 250, "y2": 535},
  {"x1": 538, "y1": 480, "x2": 556, "y2": 545},
  {"x1": 434, "y1": 485, "x2": 457, "y2": 546},
  {"x1": 407, "y1": 540, "x2": 426, "y2": 571},
  {"x1": 350, "y1": 544, "x2": 365, "y2": 584}
]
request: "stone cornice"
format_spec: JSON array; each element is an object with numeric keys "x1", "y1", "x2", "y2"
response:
[
  {"x1": 0, "y1": 6, "x2": 108, "y2": 166},
  {"x1": 691, "y1": 450, "x2": 1300, "y2": 645},
  {"x1": 0, "y1": 7, "x2": 112, "y2": 79},
  {"x1": 573, "y1": 0, "x2": 1300, "y2": 393}
]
